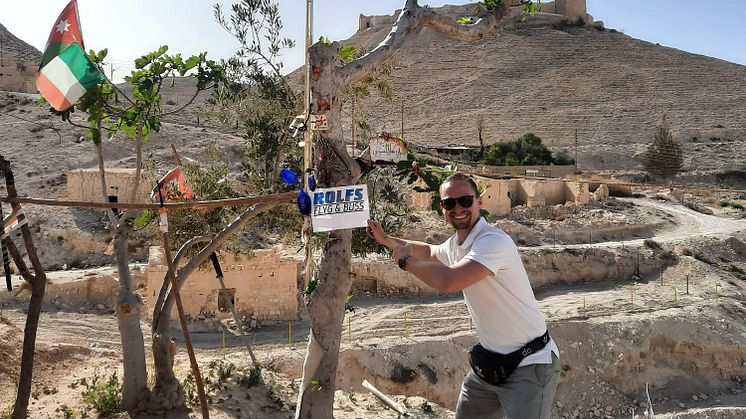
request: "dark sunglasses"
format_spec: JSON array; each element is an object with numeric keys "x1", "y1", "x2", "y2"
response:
[{"x1": 440, "y1": 195, "x2": 475, "y2": 210}]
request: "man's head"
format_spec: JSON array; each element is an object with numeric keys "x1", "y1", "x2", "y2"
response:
[{"x1": 439, "y1": 173, "x2": 482, "y2": 231}]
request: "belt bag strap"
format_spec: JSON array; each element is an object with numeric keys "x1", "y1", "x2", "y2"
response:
[{"x1": 518, "y1": 330, "x2": 550, "y2": 358}]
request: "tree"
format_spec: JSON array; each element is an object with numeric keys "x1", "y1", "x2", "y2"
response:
[
  {"x1": 642, "y1": 114, "x2": 683, "y2": 181},
  {"x1": 294, "y1": 1, "x2": 538, "y2": 417},
  {"x1": 483, "y1": 133, "x2": 553, "y2": 166},
  {"x1": 48, "y1": 47, "x2": 223, "y2": 411}
]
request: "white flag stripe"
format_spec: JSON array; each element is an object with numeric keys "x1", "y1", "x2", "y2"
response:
[{"x1": 40, "y1": 55, "x2": 87, "y2": 104}]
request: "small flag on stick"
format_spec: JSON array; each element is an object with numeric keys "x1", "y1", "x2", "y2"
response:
[
  {"x1": 1, "y1": 206, "x2": 27, "y2": 240},
  {"x1": 151, "y1": 167, "x2": 194, "y2": 202},
  {"x1": 36, "y1": 0, "x2": 104, "y2": 111}
]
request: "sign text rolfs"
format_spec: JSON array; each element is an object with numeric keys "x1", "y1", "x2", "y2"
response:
[{"x1": 311, "y1": 185, "x2": 370, "y2": 232}]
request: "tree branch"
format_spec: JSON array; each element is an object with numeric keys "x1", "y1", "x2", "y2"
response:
[{"x1": 339, "y1": 0, "x2": 507, "y2": 86}]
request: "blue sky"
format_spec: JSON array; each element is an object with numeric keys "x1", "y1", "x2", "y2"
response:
[{"x1": 2, "y1": 1, "x2": 744, "y2": 82}]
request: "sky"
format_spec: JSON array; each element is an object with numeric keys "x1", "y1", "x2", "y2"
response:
[{"x1": 1, "y1": 0, "x2": 745, "y2": 82}]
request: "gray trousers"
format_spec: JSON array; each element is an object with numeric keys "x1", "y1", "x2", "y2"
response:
[{"x1": 455, "y1": 353, "x2": 561, "y2": 419}]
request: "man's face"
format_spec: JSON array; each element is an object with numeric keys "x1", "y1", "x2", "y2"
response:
[{"x1": 440, "y1": 180, "x2": 481, "y2": 231}]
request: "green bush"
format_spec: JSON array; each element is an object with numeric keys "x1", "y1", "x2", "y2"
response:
[
  {"x1": 483, "y1": 133, "x2": 553, "y2": 166},
  {"x1": 79, "y1": 370, "x2": 121, "y2": 415}
]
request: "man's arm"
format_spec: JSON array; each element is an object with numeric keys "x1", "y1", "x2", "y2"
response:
[
  {"x1": 393, "y1": 248, "x2": 493, "y2": 292},
  {"x1": 366, "y1": 219, "x2": 435, "y2": 261}
]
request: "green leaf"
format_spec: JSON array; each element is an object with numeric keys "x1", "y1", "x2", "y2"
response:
[
  {"x1": 338, "y1": 46, "x2": 359, "y2": 63},
  {"x1": 304, "y1": 279, "x2": 318, "y2": 295},
  {"x1": 319, "y1": 36, "x2": 332, "y2": 45},
  {"x1": 456, "y1": 17, "x2": 472, "y2": 24}
]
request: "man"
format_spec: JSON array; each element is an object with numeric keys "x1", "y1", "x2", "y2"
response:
[{"x1": 366, "y1": 173, "x2": 560, "y2": 419}]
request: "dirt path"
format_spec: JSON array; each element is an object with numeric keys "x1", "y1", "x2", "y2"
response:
[{"x1": 529, "y1": 198, "x2": 746, "y2": 250}]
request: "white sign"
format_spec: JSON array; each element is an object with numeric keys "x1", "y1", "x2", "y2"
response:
[
  {"x1": 369, "y1": 136, "x2": 408, "y2": 163},
  {"x1": 310, "y1": 114, "x2": 328, "y2": 131},
  {"x1": 311, "y1": 185, "x2": 370, "y2": 232}
]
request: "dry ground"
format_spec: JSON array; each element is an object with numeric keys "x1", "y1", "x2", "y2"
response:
[{"x1": 1, "y1": 191, "x2": 745, "y2": 418}]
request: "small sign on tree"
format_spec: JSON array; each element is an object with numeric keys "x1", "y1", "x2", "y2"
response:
[{"x1": 369, "y1": 134, "x2": 408, "y2": 163}]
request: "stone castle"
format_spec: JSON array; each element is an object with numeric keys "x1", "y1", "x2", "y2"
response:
[{"x1": 359, "y1": 0, "x2": 592, "y2": 31}]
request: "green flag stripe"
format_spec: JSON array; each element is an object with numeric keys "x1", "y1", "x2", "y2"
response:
[
  {"x1": 41, "y1": 41, "x2": 73, "y2": 69},
  {"x1": 57, "y1": 44, "x2": 105, "y2": 89}
]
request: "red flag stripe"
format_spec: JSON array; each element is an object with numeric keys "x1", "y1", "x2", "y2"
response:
[{"x1": 35, "y1": 72, "x2": 72, "y2": 111}]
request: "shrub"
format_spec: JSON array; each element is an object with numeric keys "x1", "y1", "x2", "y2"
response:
[
  {"x1": 79, "y1": 370, "x2": 121, "y2": 415},
  {"x1": 644, "y1": 239, "x2": 662, "y2": 250},
  {"x1": 483, "y1": 133, "x2": 553, "y2": 166},
  {"x1": 237, "y1": 365, "x2": 262, "y2": 388}
]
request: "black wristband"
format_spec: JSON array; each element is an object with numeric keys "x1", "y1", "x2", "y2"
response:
[{"x1": 398, "y1": 254, "x2": 411, "y2": 270}]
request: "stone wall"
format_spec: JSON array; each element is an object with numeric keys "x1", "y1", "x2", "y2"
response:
[
  {"x1": 0, "y1": 59, "x2": 37, "y2": 93},
  {"x1": 359, "y1": 12, "x2": 397, "y2": 31},
  {"x1": 67, "y1": 168, "x2": 151, "y2": 203},
  {"x1": 425, "y1": 176, "x2": 591, "y2": 216},
  {"x1": 144, "y1": 247, "x2": 298, "y2": 321}
]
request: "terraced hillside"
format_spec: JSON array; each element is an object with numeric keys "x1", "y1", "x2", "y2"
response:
[{"x1": 297, "y1": 4, "x2": 746, "y2": 173}]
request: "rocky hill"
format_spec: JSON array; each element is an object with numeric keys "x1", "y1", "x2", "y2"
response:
[
  {"x1": 292, "y1": 4, "x2": 746, "y2": 173},
  {"x1": 0, "y1": 23, "x2": 42, "y2": 62}
]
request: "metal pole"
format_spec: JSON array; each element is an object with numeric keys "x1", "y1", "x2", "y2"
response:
[
  {"x1": 209, "y1": 253, "x2": 258, "y2": 367},
  {"x1": 401, "y1": 97, "x2": 405, "y2": 140},
  {"x1": 303, "y1": 0, "x2": 313, "y2": 185}
]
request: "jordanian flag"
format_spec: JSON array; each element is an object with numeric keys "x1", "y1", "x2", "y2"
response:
[{"x1": 36, "y1": 0, "x2": 104, "y2": 111}]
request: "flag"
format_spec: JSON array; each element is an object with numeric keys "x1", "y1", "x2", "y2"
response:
[
  {"x1": 1, "y1": 206, "x2": 27, "y2": 239},
  {"x1": 151, "y1": 167, "x2": 194, "y2": 202},
  {"x1": 36, "y1": 0, "x2": 104, "y2": 111}
]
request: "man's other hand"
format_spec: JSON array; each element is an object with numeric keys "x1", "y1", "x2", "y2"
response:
[{"x1": 366, "y1": 219, "x2": 389, "y2": 247}]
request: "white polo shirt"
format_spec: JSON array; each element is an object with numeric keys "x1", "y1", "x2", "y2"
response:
[{"x1": 432, "y1": 217, "x2": 558, "y2": 367}]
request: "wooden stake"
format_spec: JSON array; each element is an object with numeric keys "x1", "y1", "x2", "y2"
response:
[
  {"x1": 674, "y1": 289, "x2": 678, "y2": 305},
  {"x1": 686, "y1": 275, "x2": 690, "y2": 295},
  {"x1": 159, "y1": 206, "x2": 210, "y2": 419}
]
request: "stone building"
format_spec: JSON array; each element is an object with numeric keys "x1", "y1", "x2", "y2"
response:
[
  {"x1": 144, "y1": 247, "x2": 298, "y2": 321},
  {"x1": 411, "y1": 175, "x2": 590, "y2": 217},
  {"x1": 67, "y1": 168, "x2": 151, "y2": 204},
  {"x1": 0, "y1": 59, "x2": 37, "y2": 93}
]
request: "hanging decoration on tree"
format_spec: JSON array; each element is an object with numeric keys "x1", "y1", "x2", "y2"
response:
[
  {"x1": 280, "y1": 168, "x2": 312, "y2": 216},
  {"x1": 280, "y1": 168, "x2": 300, "y2": 185}
]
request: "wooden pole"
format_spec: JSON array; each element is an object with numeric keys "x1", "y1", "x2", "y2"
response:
[{"x1": 157, "y1": 188, "x2": 209, "y2": 419}]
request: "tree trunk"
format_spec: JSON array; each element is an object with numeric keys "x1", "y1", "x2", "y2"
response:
[
  {"x1": 92, "y1": 129, "x2": 150, "y2": 410},
  {"x1": 114, "y1": 221, "x2": 150, "y2": 410},
  {"x1": 2, "y1": 156, "x2": 49, "y2": 419},
  {"x1": 294, "y1": 2, "x2": 511, "y2": 417}
]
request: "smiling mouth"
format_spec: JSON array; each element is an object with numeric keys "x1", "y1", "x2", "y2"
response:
[{"x1": 451, "y1": 214, "x2": 469, "y2": 221}]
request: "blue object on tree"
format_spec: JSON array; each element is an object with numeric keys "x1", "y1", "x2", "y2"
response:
[
  {"x1": 297, "y1": 187, "x2": 311, "y2": 215},
  {"x1": 280, "y1": 168, "x2": 300, "y2": 185},
  {"x1": 308, "y1": 174, "x2": 316, "y2": 191}
]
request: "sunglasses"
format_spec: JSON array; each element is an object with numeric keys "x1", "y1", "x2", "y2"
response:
[{"x1": 440, "y1": 195, "x2": 475, "y2": 210}]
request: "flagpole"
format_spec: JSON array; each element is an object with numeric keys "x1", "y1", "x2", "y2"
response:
[{"x1": 303, "y1": 0, "x2": 313, "y2": 184}]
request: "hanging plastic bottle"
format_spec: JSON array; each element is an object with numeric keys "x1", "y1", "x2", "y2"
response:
[
  {"x1": 280, "y1": 168, "x2": 300, "y2": 185},
  {"x1": 297, "y1": 187, "x2": 311, "y2": 215},
  {"x1": 308, "y1": 173, "x2": 316, "y2": 192}
]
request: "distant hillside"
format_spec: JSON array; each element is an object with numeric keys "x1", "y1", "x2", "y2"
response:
[
  {"x1": 0, "y1": 22, "x2": 42, "y2": 62},
  {"x1": 290, "y1": 4, "x2": 746, "y2": 172}
]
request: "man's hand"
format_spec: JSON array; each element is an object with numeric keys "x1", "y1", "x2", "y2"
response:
[{"x1": 366, "y1": 219, "x2": 390, "y2": 248}]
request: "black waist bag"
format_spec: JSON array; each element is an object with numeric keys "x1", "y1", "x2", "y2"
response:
[{"x1": 468, "y1": 331, "x2": 550, "y2": 385}]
